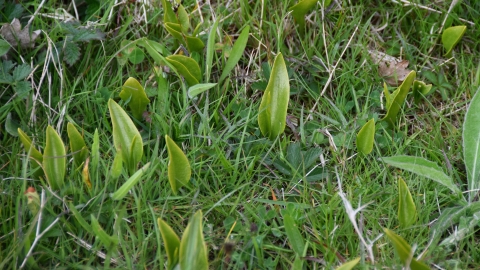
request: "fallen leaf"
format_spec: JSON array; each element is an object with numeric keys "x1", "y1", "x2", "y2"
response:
[
  {"x1": 368, "y1": 50, "x2": 412, "y2": 86},
  {"x1": 0, "y1": 18, "x2": 41, "y2": 49}
]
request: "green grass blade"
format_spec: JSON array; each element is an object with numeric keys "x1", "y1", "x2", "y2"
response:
[
  {"x1": 111, "y1": 162, "x2": 150, "y2": 200},
  {"x1": 463, "y1": 87, "x2": 480, "y2": 202},
  {"x1": 43, "y1": 126, "x2": 66, "y2": 190},
  {"x1": 219, "y1": 26, "x2": 250, "y2": 83},
  {"x1": 205, "y1": 18, "x2": 219, "y2": 82},
  {"x1": 91, "y1": 214, "x2": 118, "y2": 250}
]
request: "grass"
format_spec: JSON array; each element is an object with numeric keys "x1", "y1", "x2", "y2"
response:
[{"x1": 1, "y1": 0, "x2": 480, "y2": 269}]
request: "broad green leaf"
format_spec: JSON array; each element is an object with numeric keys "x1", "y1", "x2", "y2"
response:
[
  {"x1": 356, "y1": 118, "x2": 375, "y2": 155},
  {"x1": 43, "y1": 126, "x2": 66, "y2": 190},
  {"x1": 258, "y1": 53, "x2": 290, "y2": 140},
  {"x1": 383, "y1": 229, "x2": 430, "y2": 270},
  {"x1": 67, "y1": 122, "x2": 88, "y2": 169},
  {"x1": 91, "y1": 215, "x2": 118, "y2": 250},
  {"x1": 442, "y1": 25, "x2": 466, "y2": 57},
  {"x1": 188, "y1": 83, "x2": 217, "y2": 99},
  {"x1": 18, "y1": 128, "x2": 43, "y2": 175},
  {"x1": 110, "y1": 151, "x2": 123, "y2": 180},
  {"x1": 398, "y1": 177, "x2": 417, "y2": 228},
  {"x1": 289, "y1": 0, "x2": 318, "y2": 35},
  {"x1": 111, "y1": 162, "x2": 150, "y2": 200},
  {"x1": 158, "y1": 218, "x2": 181, "y2": 269},
  {"x1": 179, "y1": 210, "x2": 208, "y2": 270},
  {"x1": 205, "y1": 19, "x2": 219, "y2": 82},
  {"x1": 283, "y1": 213, "x2": 305, "y2": 255},
  {"x1": 128, "y1": 47, "x2": 145, "y2": 64},
  {"x1": 382, "y1": 156, "x2": 460, "y2": 194},
  {"x1": 165, "y1": 135, "x2": 191, "y2": 194},
  {"x1": 119, "y1": 77, "x2": 150, "y2": 120},
  {"x1": 335, "y1": 257, "x2": 360, "y2": 270},
  {"x1": 108, "y1": 99, "x2": 143, "y2": 175},
  {"x1": 381, "y1": 71, "x2": 416, "y2": 128},
  {"x1": 68, "y1": 202, "x2": 92, "y2": 233},
  {"x1": 219, "y1": 26, "x2": 250, "y2": 83},
  {"x1": 177, "y1": 5, "x2": 190, "y2": 33},
  {"x1": 413, "y1": 80, "x2": 433, "y2": 103},
  {"x1": 165, "y1": 23, "x2": 186, "y2": 46},
  {"x1": 166, "y1": 55, "x2": 202, "y2": 86},
  {"x1": 162, "y1": 0, "x2": 178, "y2": 24},
  {"x1": 463, "y1": 88, "x2": 480, "y2": 202},
  {"x1": 185, "y1": 35, "x2": 205, "y2": 53}
]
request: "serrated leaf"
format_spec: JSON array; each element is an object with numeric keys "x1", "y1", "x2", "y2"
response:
[
  {"x1": 283, "y1": 213, "x2": 305, "y2": 255},
  {"x1": 91, "y1": 215, "x2": 118, "y2": 250},
  {"x1": 413, "y1": 80, "x2": 433, "y2": 103},
  {"x1": 356, "y1": 118, "x2": 375, "y2": 155},
  {"x1": 67, "y1": 122, "x2": 88, "y2": 169},
  {"x1": 108, "y1": 99, "x2": 143, "y2": 175},
  {"x1": 398, "y1": 177, "x2": 417, "y2": 228},
  {"x1": 381, "y1": 155, "x2": 460, "y2": 194},
  {"x1": 15, "y1": 80, "x2": 32, "y2": 98},
  {"x1": 335, "y1": 257, "x2": 360, "y2": 270},
  {"x1": 166, "y1": 55, "x2": 201, "y2": 86},
  {"x1": 119, "y1": 77, "x2": 150, "y2": 120},
  {"x1": 63, "y1": 41, "x2": 81, "y2": 66},
  {"x1": 383, "y1": 228, "x2": 430, "y2": 270},
  {"x1": 219, "y1": 26, "x2": 249, "y2": 83},
  {"x1": 111, "y1": 162, "x2": 150, "y2": 200},
  {"x1": 381, "y1": 71, "x2": 416, "y2": 128},
  {"x1": 463, "y1": 88, "x2": 480, "y2": 202},
  {"x1": 43, "y1": 126, "x2": 66, "y2": 190},
  {"x1": 165, "y1": 135, "x2": 191, "y2": 194},
  {"x1": 179, "y1": 210, "x2": 208, "y2": 270},
  {"x1": 442, "y1": 25, "x2": 466, "y2": 57},
  {"x1": 258, "y1": 53, "x2": 290, "y2": 140},
  {"x1": 188, "y1": 83, "x2": 217, "y2": 99},
  {"x1": 158, "y1": 218, "x2": 181, "y2": 269},
  {"x1": 12, "y1": 63, "x2": 31, "y2": 81},
  {"x1": 71, "y1": 27, "x2": 105, "y2": 42}
]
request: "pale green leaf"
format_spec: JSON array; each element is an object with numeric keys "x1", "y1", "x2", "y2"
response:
[
  {"x1": 219, "y1": 26, "x2": 250, "y2": 83},
  {"x1": 398, "y1": 177, "x2": 417, "y2": 228},
  {"x1": 158, "y1": 218, "x2": 181, "y2": 269},
  {"x1": 258, "y1": 53, "x2": 290, "y2": 140},
  {"x1": 165, "y1": 23, "x2": 186, "y2": 46},
  {"x1": 17, "y1": 128, "x2": 43, "y2": 165},
  {"x1": 381, "y1": 71, "x2": 416, "y2": 128},
  {"x1": 166, "y1": 55, "x2": 201, "y2": 86},
  {"x1": 356, "y1": 118, "x2": 375, "y2": 155},
  {"x1": 91, "y1": 129, "x2": 100, "y2": 175},
  {"x1": 205, "y1": 19, "x2": 219, "y2": 82},
  {"x1": 185, "y1": 35, "x2": 205, "y2": 53},
  {"x1": 382, "y1": 155, "x2": 460, "y2": 194},
  {"x1": 283, "y1": 213, "x2": 305, "y2": 255},
  {"x1": 463, "y1": 87, "x2": 480, "y2": 202},
  {"x1": 383, "y1": 228, "x2": 430, "y2": 270},
  {"x1": 442, "y1": 25, "x2": 466, "y2": 57},
  {"x1": 111, "y1": 162, "x2": 150, "y2": 200},
  {"x1": 413, "y1": 80, "x2": 433, "y2": 103},
  {"x1": 67, "y1": 122, "x2": 88, "y2": 169},
  {"x1": 188, "y1": 83, "x2": 217, "y2": 99},
  {"x1": 43, "y1": 126, "x2": 66, "y2": 190},
  {"x1": 110, "y1": 151, "x2": 123, "y2": 180},
  {"x1": 119, "y1": 77, "x2": 150, "y2": 120},
  {"x1": 289, "y1": 0, "x2": 318, "y2": 34},
  {"x1": 179, "y1": 210, "x2": 208, "y2": 270},
  {"x1": 165, "y1": 135, "x2": 191, "y2": 194},
  {"x1": 335, "y1": 257, "x2": 360, "y2": 270},
  {"x1": 162, "y1": 0, "x2": 178, "y2": 24},
  {"x1": 177, "y1": 5, "x2": 190, "y2": 33},
  {"x1": 128, "y1": 47, "x2": 145, "y2": 64}
]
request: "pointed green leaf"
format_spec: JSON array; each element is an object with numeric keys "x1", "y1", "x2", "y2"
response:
[
  {"x1": 464, "y1": 88, "x2": 480, "y2": 202},
  {"x1": 289, "y1": 0, "x2": 318, "y2": 35},
  {"x1": 162, "y1": 0, "x2": 179, "y2": 24},
  {"x1": 177, "y1": 5, "x2": 190, "y2": 33},
  {"x1": 188, "y1": 83, "x2": 217, "y2": 99},
  {"x1": 283, "y1": 213, "x2": 305, "y2": 255},
  {"x1": 67, "y1": 122, "x2": 88, "y2": 169},
  {"x1": 413, "y1": 80, "x2": 433, "y2": 103},
  {"x1": 128, "y1": 47, "x2": 145, "y2": 64},
  {"x1": 18, "y1": 128, "x2": 43, "y2": 175},
  {"x1": 383, "y1": 229, "x2": 430, "y2": 270},
  {"x1": 398, "y1": 177, "x2": 417, "y2": 228},
  {"x1": 442, "y1": 25, "x2": 466, "y2": 57},
  {"x1": 166, "y1": 55, "x2": 201, "y2": 86},
  {"x1": 119, "y1": 77, "x2": 150, "y2": 120},
  {"x1": 108, "y1": 99, "x2": 143, "y2": 175},
  {"x1": 158, "y1": 218, "x2": 181, "y2": 269},
  {"x1": 356, "y1": 118, "x2": 375, "y2": 155},
  {"x1": 91, "y1": 215, "x2": 118, "y2": 250},
  {"x1": 219, "y1": 26, "x2": 250, "y2": 83},
  {"x1": 165, "y1": 23, "x2": 186, "y2": 46},
  {"x1": 381, "y1": 155, "x2": 460, "y2": 194},
  {"x1": 185, "y1": 35, "x2": 205, "y2": 53},
  {"x1": 381, "y1": 71, "x2": 416, "y2": 128},
  {"x1": 111, "y1": 162, "x2": 150, "y2": 200},
  {"x1": 165, "y1": 135, "x2": 191, "y2": 194},
  {"x1": 258, "y1": 53, "x2": 290, "y2": 140},
  {"x1": 335, "y1": 257, "x2": 360, "y2": 270},
  {"x1": 205, "y1": 19, "x2": 219, "y2": 82},
  {"x1": 179, "y1": 210, "x2": 208, "y2": 270},
  {"x1": 110, "y1": 151, "x2": 123, "y2": 180},
  {"x1": 43, "y1": 126, "x2": 66, "y2": 190}
]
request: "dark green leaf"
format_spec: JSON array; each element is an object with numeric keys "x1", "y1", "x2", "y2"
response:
[{"x1": 63, "y1": 41, "x2": 81, "y2": 66}]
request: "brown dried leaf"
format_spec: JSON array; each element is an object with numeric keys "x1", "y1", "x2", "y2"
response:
[
  {"x1": 368, "y1": 50, "x2": 412, "y2": 86},
  {"x1": 0, "y1": 19, "x2": 41, "y2": 49}
]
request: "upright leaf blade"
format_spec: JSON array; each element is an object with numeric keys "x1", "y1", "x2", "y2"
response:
[
  {"x1": 258, "y1": 53, "x2": 290, "y2": 140},
  {"x1": 67, "y1": 122, "x2": 88, "y2": 169},
  {"x1": 119, "y1": 77, "x2": 150, "y2": 120},
  {"x1": 219, "y1": 26, "x2": 250, "y2": 83},
  {"x1": 18, "y1": 128, "x2": 43, "y2": 176},
  {"x1": 382, "y1": 155, "x2": 460, "y2": 194},
  {"x1": 43, "y1": 126, "x2": 66, "y2": 190},
  {"x1": 91, "y1": 215, "x2": 118, "y2": 250},
  {"x1": 442, "y1": 25, "x2": 466, "y2": 57},
  {"x1": 283, "y1": 213, "x2": 305, "y2": 255},
  {"x1": 398, "y1": 177, "x2": 417, "y2": 228},
  {"x1": 356, "y1": 118, "x2": 375, "y2": 155},
  {"x1": 335, "y1": 257, "x2": 360, "y2": 270},
  {"x1": 179, "y1": 210, "x2": 208, "y2": 270},
  {"x1": 158, "y1": 218, "x2": 181, "y2": 269},
  {"x1": 463, "y1": 88, "x2": 480, "y2": 202},
  {"x1": 289, "y1": 0, "x2": 318, "y2": 35},
  {"x1": 165, "y1": 135, "x2": 191, "y2": 194},
  {"x1": 381, "y1": 71, "x2": 416, "y2": 128},
  {"x1": 111, "y1": 162, "x2": 150, "y2": 200},
  {"x1": 383, "y1": 228, "x2": 430, "y2": 270},
  {"x1": 205, "y1": 18, "x2": 219, "y2": 82},
  {"x1": 108, "y1": 99, "x2": 143, "y2": 175}
]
